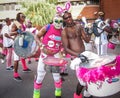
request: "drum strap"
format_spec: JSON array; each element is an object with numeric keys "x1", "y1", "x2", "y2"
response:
[
  {"x1": 42, "y1": 24, "x2": 51, "y2": 37},
  {"x1": 46, "y1": 24, "x2": 51, "y2": 31}
]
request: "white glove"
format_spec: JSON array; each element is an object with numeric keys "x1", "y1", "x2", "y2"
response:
[{"x1": 70, "y1": 58, "x2": 81, "y2": 70}]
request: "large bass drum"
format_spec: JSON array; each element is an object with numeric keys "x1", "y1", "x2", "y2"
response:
[
  {"x1": 14, "y1": 31, "x2": 40, "y2": 58},
  {"x1": 77, "y1": 54, "x2": 120, "y2": 97}
]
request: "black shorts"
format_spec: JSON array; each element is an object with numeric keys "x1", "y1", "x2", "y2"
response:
[{"x1": 6, "y1": 45, "x2": 13, "y2": 48}]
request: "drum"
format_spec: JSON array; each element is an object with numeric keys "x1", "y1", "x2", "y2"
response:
[
  {"x1": 107, "y1": 42, "x2": 116, "y2": 49},
  {"x1": 14, "y1": 31, "x2": 41, "y2": 58},
  {"x1": 76, "y1": 54, "x2": 120, "y2": 97},
  {"x1": 43, "y1": 57, "x2": 68, "y2": 73},
  {"x1": 29, "y1": 42, "x2": 41, "y2": 58}
]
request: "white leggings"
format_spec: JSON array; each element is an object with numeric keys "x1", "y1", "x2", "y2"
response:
[
  {"x1": 36, "y1": 52, "x2": 61, "y2": 84},
  {"x1": 95, "y1": 43, "x2": 108, "y2": 55}
]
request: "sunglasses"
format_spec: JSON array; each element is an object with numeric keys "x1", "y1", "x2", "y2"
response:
[
  {"x1": 21, "y1": 15, "x2": 26, "y2": 18},
  {"x1": 54, "y1": 20, "x2": 63, "y2": 23},
  {"x1": 63, "y1": 15, "x2": 71, "y2": 20}
]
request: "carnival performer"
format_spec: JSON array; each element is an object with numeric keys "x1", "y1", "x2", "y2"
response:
[
  {"x1": 1, "y1": 18, "x2": 14, "y2": 71},
  {"x1": 33, "y1": 14, "x2": 63, "y2": 98},
  {"x1": 94, "y1": 11, "x2": 109, "y2": 55},
  {"x1": 58, "y1": 2, "x2": 93, "y2": 98},
  {"x1": 8, "y1": 12, "x2": 32, "y2": 82},
  {"x1": 26, "y1": 21, "x2": 39, "y2": 64}
]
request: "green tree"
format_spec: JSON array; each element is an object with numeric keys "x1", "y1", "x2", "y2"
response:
[{"x1": 21, "y1": 2, "x2": 56, "y2": 26}]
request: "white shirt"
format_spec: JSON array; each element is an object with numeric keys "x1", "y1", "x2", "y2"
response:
[
  {"x1": 1, "y1": 24, "x2": 14, "y2": 47},
  {"x1": 26, "y1": 27, "x2": 37, "y2": 34},
  {"x1": 94, "y1": 19, "x2": 108, "y2": 44}
]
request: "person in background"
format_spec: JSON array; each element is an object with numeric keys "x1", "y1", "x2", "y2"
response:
[
  {"x1": 8, "y1": 12, "x2": 32, "y2": 82},
  {"x1": 1, "y1": 18, "x2": 14, "y2": 71},
  {"x1": 94, "y1": 11, "x2": 109, "y2": 55},
  {"x1": 26, "y1": 21, "x2": 39, "y2": 64}
]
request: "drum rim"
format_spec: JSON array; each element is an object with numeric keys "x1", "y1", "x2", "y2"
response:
[{"x1": 43, "y1": 57, "x2": 68, "y2": 66}]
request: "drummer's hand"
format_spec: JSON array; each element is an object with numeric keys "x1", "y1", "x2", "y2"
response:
[{"x1": 78, "y1": 54, "x2": 89, "y2": 63}]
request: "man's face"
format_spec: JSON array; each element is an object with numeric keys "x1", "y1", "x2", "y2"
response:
[
  {"x1": 27, "y1": 22, "x2": 32, "y2": 28},
  {"x1": 53, "y1": 16, "x2": 63, "y2": 29},
  {"x1": 63, "y1": 13, "x2": 73, "y2": 24},
  {"x1": 20, "y1": 14, "x2": 26, "y2": 22}
]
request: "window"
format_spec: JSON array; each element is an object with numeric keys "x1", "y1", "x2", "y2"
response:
[
  {"x1": 11, "y1": 4, "x2": 15, "y2": 10},
  {"x1": 5, "y1": 4, "x2": 10, "y2": 10},
  {"x1": 0, "y1": 5, "x2": 4, "y2": 11},
  {"x1": 85, "y1": 0, "x2": 100, "y2": 5}
]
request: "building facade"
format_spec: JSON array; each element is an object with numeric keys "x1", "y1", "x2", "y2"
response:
[
  {"x1": 100, "y1": 0, "x2": 120, "y2": 19},
  {"x1": 0, "y1": 0, "x2": 22, "y2": 22}
]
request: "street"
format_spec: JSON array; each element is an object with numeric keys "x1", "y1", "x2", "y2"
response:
[{"x1": 0, "y1": 45, "x2": 120, "y2": 98}]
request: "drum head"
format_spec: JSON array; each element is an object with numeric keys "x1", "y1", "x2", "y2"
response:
[
  {"x1": 14, "y1": 31, "x2": 37, "y2": 58},
  {"x1": 43, "y1": 57, "x2": 68, "y2": 66},
  {"x1": 82, "y1": 54, "x2": 116, "y2": 68}
]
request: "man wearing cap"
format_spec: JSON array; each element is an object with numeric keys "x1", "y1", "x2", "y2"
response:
[{"x1": 94, "y1": 11, "x2": 109, "y2": 55}]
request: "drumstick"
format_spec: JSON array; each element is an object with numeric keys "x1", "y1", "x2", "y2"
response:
[{"x1": 81, "y1": 17, "x2": 87, "y2": 28}]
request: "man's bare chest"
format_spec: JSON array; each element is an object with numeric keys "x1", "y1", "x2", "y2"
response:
[{"x1": 66, "y1": 27, "x2": 81, "y2": 39}]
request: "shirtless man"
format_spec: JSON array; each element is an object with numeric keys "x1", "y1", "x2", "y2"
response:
[
  {"x1": 9, "y1": 12, "x2": 31, "y2": 82},
  {"x1": 61, "y1": 11, "x2": 92, "y2": 98}
]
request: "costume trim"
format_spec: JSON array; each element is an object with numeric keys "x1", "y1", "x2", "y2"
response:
[{"x1": 76, "y1": 55, "x2": 120, "y2": 83}]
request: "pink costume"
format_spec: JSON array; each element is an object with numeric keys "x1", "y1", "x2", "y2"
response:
[
  {"x1": 42, "y1": 24, "x2": 62, "y2": 53},
  {"x1": 33, "y1": 24, "x2": 62, "y2": 98}
]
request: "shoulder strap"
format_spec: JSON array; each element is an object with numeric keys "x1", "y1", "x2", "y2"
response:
[
  {"x1": 46, "y1": 24, "x2": 51, "y2": 32},
  {"x1": 43, "y1": 24, "x2": 51, "y2": 37}
]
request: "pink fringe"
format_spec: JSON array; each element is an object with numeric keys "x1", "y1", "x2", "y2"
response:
[{"x1": 76, "y1": 55, "x2": 120, "y2": 83}]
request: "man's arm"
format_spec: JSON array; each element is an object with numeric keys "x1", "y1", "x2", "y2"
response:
[
  {"x1": 10, "y1": 23, "x2": 18, "y2": 36},
  {"x1": 81, "y1": 27, "x2": 91, "y2": 43},
  {"x1": 35, "y1": 26, "x2": 47, "y2": 46}
]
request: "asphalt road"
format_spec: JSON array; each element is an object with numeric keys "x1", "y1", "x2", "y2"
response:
[{"x1": 0, "y1": 45, "x2": 120, "y2": 98}]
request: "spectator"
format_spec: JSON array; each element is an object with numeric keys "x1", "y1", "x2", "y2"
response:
[{"x1": 1, "y1": 18, "x2": 14, "y2": 71}]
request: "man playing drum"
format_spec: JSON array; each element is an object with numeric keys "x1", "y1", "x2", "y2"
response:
[
  {"x1": 61, "y1": 8, "x2": 92, "y2": 98},
  {"x1": 8, "y1": 12, "x2": 32, "y2": 82},
  {"x1": 33, "y1": 14, "x2": 64, "y2": 98}
]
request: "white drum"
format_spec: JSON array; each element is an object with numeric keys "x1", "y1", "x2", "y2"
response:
[
  {"x1": 87, "y1": 76, "x2": 120, "y2": 97},
  {"x1": 77, "y1": 54, "x2": 120, "y2": 97}
]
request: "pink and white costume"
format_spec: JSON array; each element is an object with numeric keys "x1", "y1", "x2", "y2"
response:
[
  {"x1": 33, "y1": 16, "x2": 63, "y2": 97},
  {"x1": 35, "y1": 24, "x2": 62, "y2": 88}
]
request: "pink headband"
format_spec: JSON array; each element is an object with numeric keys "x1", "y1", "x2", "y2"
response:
[{"x1": 56, "y1": 2, "x2": 71, "y2": 16}]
